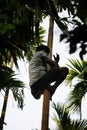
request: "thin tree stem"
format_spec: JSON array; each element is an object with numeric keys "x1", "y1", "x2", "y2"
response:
[
  {"x1": 41, "y1": 89, "x2": 50, "y2": 130},
  {"x1": 0, "y1": 88, "x2": 9, "y2": 130},
  {"x1": 41, "y1": 17, "x2": 54, "y2": 130},
  {"x1": 0, "y1": 56, "x2": 14, "y2": 130}
]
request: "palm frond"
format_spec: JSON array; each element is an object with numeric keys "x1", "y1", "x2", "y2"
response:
[
  {"x1": 65, "y1": 59, "x2": 87, "y2": 119},
  {"x1": 0, "y1": 65, "x2": 25, "y2": 90},
  {"x1": 67, "y1": 59, "x2": 83, "y2": 73},
  {"x1": 11, "y1": 87, "x2": 24, "y2": 109},
  {"x1": 65, "y1": 69, "x2": 79, "y2": 86},
  {"x1": 52, "y1": 102, "x2": 87, "y2": 130},
  {"x1": 78, "y1": 119, "x2": 87, "y2": 130},
  {"x1": 65, "y1": 59, "x2": 87, "y2": 86},
  {"x1": 66, "y1": 80, "x2": 87, "y2": 112},
  {"x1": 52, "y1": 102, "x2": 71, "y2": 130},
  {"x1": 70, "y1": 120, "x2": 87, "y2": 130},
  {"x1": 0, "y1": 73, "x2": 25, "y2": 89}
]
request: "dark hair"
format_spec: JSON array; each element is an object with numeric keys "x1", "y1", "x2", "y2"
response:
[{"x1": 36, "y1": 45, "x2": 50, "y2": 54}]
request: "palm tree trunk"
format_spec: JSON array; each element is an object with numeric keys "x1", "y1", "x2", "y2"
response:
[
  {"x1": 47, "y1": 17, "x2": 54, "y2": 58},
  {"x1": 0, "y1": 88, "x2": 9, "y2": 130},
  {"x1": 41, "y1": 17, "x2": 54, "y2": 130},
  {"x1": 0, "y1": 57, "x2": 14, "y2": 130},
  {"x1": 80, "y1": 102, "x2": 82, "y2": 120}
]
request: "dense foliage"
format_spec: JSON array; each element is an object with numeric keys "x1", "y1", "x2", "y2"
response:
[
  {"x1": 59, "y1": 0, "x2": 87, "y2": 60},
  {"x1": 1, "y1": 0, "x2": 87, "y2": 129}
]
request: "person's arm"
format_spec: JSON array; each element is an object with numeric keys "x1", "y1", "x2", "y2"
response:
[
  {"x1": 42, "y1": 56, "x2": 58, "y2": 67},
  {"x1": 53, "y1": 53, "x2": 60, "y2": 64}
]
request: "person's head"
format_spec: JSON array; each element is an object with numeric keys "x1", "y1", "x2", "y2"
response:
[{"x1": 36, "y1": 45, "x2": 50, "y2": 54}]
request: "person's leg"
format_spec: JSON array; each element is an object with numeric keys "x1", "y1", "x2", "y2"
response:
[
  {"x1": 31, "y1": 85, "x2": 42, "y2": 99},
  {"x1": 49, "y1": 67, "x2": 69, "y2": 99},
  {"x1": 31, "y1": 67, "x2": 69, "y2": 99},
  {"x1": 30, "y1": 68, "x2": 58, "y2": 99}
]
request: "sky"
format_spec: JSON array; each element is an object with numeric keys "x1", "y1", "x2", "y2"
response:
[{"x1": 0, "y1": 17, "x2": 87, "y2": 130}]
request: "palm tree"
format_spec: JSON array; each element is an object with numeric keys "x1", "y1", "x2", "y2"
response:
[
  {"x1": 65, "y1": 59, "x2": 87, "y2": 119},
  {"x1": 41, "y1": 17, "x2": 54, "y2": 130},
  {"x1": 1, "y1": 1, "x2": 83, "y2": 130},
  {"x1": 0, "y1": 55, "x2": 25, "y2": 130},
  {"x1": 0, "y1": 1, "x2": 47, "y2": 128},
  {"x1": 52, "y1": 102, "x2": 87, "y2": 130}
]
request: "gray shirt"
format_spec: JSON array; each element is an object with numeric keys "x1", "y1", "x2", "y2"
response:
[{"x1": 29, "y1": 50, "x2": 48, "y2": 87}]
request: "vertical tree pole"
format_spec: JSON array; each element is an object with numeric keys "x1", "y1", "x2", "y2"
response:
[
  {"x1": 0, "y1": 57, "x2": 14, "y2": 130},
  {"x1": 41, "y1": 17, "x2": 54, "y2": 130}
]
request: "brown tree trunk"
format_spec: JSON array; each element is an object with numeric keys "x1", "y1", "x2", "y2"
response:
[
  {"x1": 41, "y1": 17, "x2": 54, "y2": 130},
  {"x1": 0, "y1": 57, "x2": 14, "y2": 130},
  {"x1": 0, "y1": 88, "x2": 9, "y2": 130}
]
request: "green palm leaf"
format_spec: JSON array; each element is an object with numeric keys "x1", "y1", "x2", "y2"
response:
[
  {"x1": 65, "y1": 69, "x2": 78, "y2": 86},
  {"x1": 65, "y1": 59, "x2": 87, "y2": 116},
  {"x1": 65, "y1": 59, "x2": 87, "y2": 85},
  {"x1": 0, "y1": 65, "x2": 25, "y2": 109},
  {"x1": 52, "y1": 102, "x2": 87, "y2": 130},
  {"x1": 67, "y1": 59, "x2": 83, "y2": 73},
  {"x1": 52, "y1": 102, "x2": 71, "y2": 130},
  {"x1": 67, "y1": 80, "x2": 87, "y2": 112},
  {"x1": 11, "y1": 87, "x2": 24, "y2": 109},
  {"x1": 0, "y1": 65, "x2": 25, "y2": 89}
]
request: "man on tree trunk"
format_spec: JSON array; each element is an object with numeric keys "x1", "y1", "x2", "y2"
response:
[{"x1": 29, "y1": 45, "x2": 69, "y2": 100}]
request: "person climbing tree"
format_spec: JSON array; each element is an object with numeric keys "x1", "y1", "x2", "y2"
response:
[{"x1": 29, "y1": 45, "x2": 69, "y2": 100}]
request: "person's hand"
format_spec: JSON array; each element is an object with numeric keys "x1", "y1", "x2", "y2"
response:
[{"x1": 53, "y1": 53, "x2": 60, "y2": 63}]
